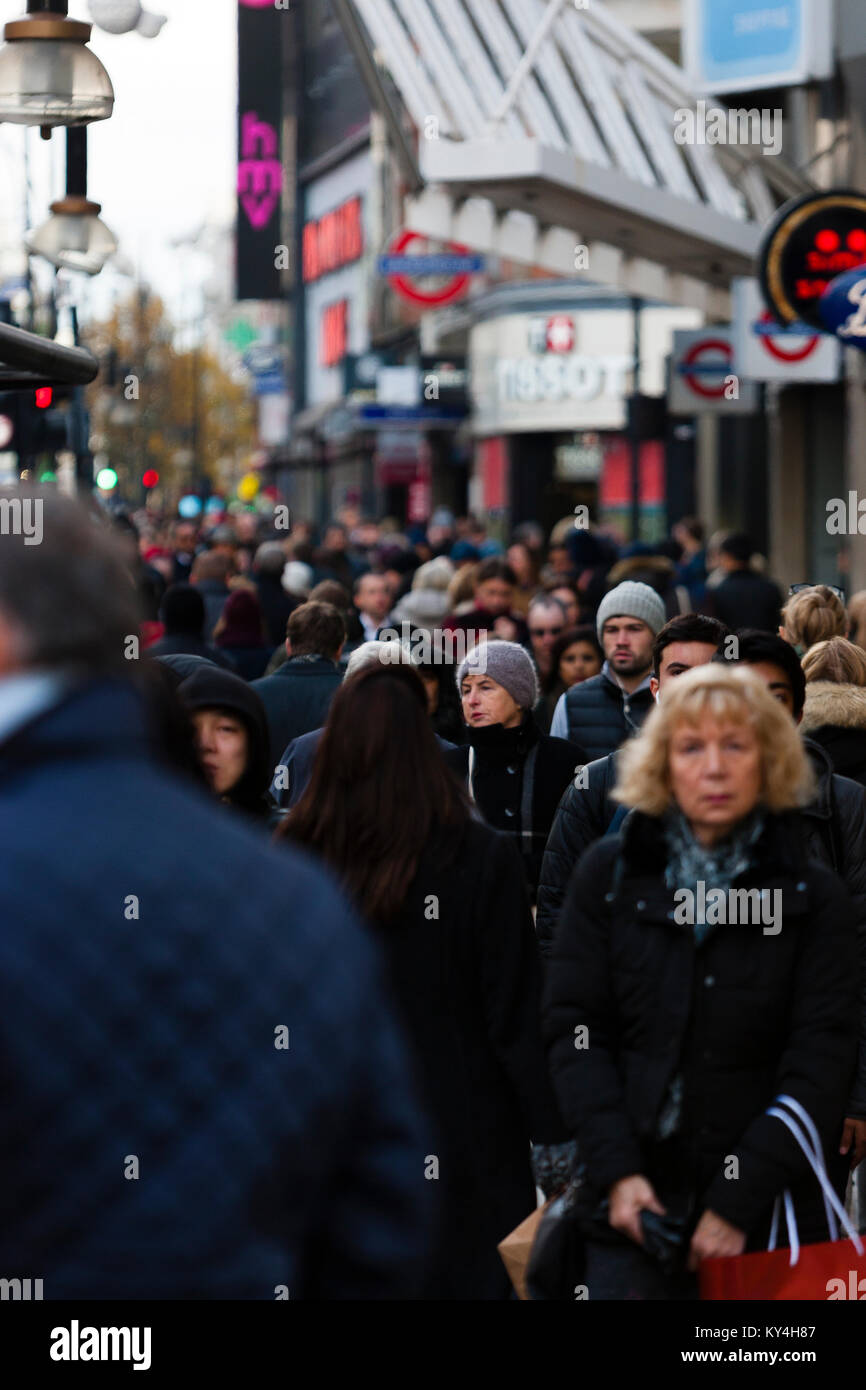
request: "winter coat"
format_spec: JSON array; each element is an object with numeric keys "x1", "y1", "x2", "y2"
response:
[
  {"x1": 216, "y1": 645, "x2": 272, "y2": 682},
  {"x1": 252, "y1": 654, "x2": 342, "y2": 770},
  {"x1": 801, "y1": 681, "x2": 866, "y2": 788},
  {"x1": 556, "y1": 669, "x2": 654, "y2": 760},
  {"x1": 147, "y1": 631, "x2": 237, "y2": 671},
  {"x1": 543, "y1": 809, "x2": 859, "y2": 1261},
  {"x1": 270, "y1": 728, "x2": 459, "y2": 813},
  {"x1": 708, "y1": 568, "x2": 783, "y2": 633},
  {"x1": 446, "y1": 713, "x2": 585, "y2": 899},
  {"x1": 536, "y1": 750, "x2": 620, "y2": 955},
  {"x1": 377, "y1": 821, "x2": 567, "y2": 1298},
  {"x1": 193, "y1": 579, "x2": 232, "y2": 640},
  {"x1": 0, "y1": 679, "x2": 430, "y2": 1298},
  {"x1": 255, "y1": 571, "x2": 299, "y2": 648}
]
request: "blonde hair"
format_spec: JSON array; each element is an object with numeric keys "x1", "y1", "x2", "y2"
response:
[
  {"x1": 781, "y1": 585, "x2": 846, "y2": 652},
  {"x1": 802, "y1": 636, "x2": 866, "y2": 687},
  {"x1": 614, "y1": 664, "x2": 814, "y2": 817},
  {"x1": 847, "y1": 591, "x2": 866, "y2": 651}
]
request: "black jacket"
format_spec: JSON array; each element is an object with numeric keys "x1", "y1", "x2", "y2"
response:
[
  {"x1": 252, "y1": 654, "x2": 342, "y2": 770},
  {"x1": 447, "y1": 713, "x2": 585, "y2": 899},
  {"x1": 708, "y1": 568, "x2": 783, "y2": 633},
  {"x1": 379, "y1": 821, "x2": 567, "y2": 1298},
  {"x1": 801, "y1": 681, "x2": 866, "y2": 788},
  {"x1": 255, "y1": 572, "x2": 299, "y2": 648},
  {"x1": 557, "y1": 670, "x2": 654, "y2": 760},
  {"x1": 543, "y1": 810, "x2": 859, "y2": 1246},
  {"x1": 147, "y1": 632, "x2": 237, "y2": 671},
  {"x1": 536, "y1": 750, "x2": 620, "y2": 955}
]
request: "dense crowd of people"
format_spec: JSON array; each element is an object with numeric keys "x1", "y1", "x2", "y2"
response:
[{"x1": 3, "y1": 492, "x2": 866, "y2": 1300}]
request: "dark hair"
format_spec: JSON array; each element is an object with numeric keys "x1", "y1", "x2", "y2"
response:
[
  {"x1": 309, "y1": 579, "x2": 352, "y2": 611},
  {"x1": 287, "y1": 600, "x2": 346, "y2": 658},
  {"x1": 160, "y1": 583, "x2": 205, "y2": 636},
  {"x1": 719, "y1": 533, "x2": 753, "y2": 566},
  {"x1": 713, "y1": 628, "x2": 806, "y2": 719},
  {"x1": 544, "y1": 625, "x2": 602, "y2": 694},
  {"x1": 676, "y1": 516, "x2": 705, "y2": 544},
  {"x1": 411, "y1": 633, "x2": 466, "y2": 744},
  {"x1": 476, "y1": 557, "x2": 516, "y2": 587},
  {"x1": 279, "y1": 664, "x2": 469, "y2": 923},
  {"x1": 652, "y1": 614, "x2": 731, "y2": 678},
  {"x1": 0, "y1": 491, "x2": 142, "y2": 676}
]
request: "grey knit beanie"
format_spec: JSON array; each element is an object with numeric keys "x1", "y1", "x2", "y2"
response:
[
  {"x1": 596, "y1": 581, "x2": 666, "y2": 643},
  {"x1": 456, "y1": 639, "x2": 539, "y2": 711}
]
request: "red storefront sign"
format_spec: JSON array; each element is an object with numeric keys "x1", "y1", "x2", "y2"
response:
[
  {"x1": 303, "y1": 197, "x2": 363, "y2": 283},
  {"x1": 320, "y1": 301, "x2": 348, "y2": 367}
]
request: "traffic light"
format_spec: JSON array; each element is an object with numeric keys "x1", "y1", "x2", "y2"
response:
[
  {"x1": 0, "y1": 389, "x2": 71, "y2": 459},
  {"x1": 142, "y1": 468, "x2": 159, "y2": 489}
]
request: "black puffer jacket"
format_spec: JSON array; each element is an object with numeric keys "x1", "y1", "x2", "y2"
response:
[
  {"x1": 556, "y1": 670, "x2": 654, "y2": 760},
  {"x1": 445, "y1": 713, "x2": 585, "y2": 900},
  {"x1": 536, "y1": 750, "x2": 620, "y2": 956},
  {"x1": 544, "y1": 810, "x2": 859, "y2": 1247},
  {"x1": 801, "y1": 681, "x2": 866, "y2": 789}
]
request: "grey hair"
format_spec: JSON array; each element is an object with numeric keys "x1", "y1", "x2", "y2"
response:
[
  {"x1": 344, "y1": 639, "x2": 414, "y2": 679},
  {"x1": 0, "y1": 491, "x2": 142, "y2": 676}
]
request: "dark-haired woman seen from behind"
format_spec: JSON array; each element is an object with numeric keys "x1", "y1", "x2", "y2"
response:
[{"x1": 278, "y1": 662, "x2": 570, "y2": 1299}]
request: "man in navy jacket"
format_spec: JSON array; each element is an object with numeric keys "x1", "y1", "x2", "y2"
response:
[{"x1": 0, "y1": 494, "x2": 429, "y2": 1299}]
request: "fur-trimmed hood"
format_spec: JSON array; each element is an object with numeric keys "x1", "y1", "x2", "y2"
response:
[{"x1": 801, "y1": 680, "x2": 866, "y2": 733}]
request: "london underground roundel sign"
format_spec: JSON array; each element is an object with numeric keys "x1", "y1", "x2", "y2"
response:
[
  {"x1": 380, "y1": 231, "x2": 482, "y2": 307},
  {"x1": 758, "y1": 189, "x2": 866, "y2": 330}
]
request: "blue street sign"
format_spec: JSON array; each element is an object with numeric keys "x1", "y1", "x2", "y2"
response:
[
  {"x1": 685, "y1": 0, "x2": 830, "y2": 92},
  {"x1": 377, "y1": 254, "x2": 485, "y2": 276},
  {"x1": 253, "y1": 370, "x2": 286, "y2": 396},
  {"x1": 819, "y1": 268, "x2": 866, "y2": 354}
]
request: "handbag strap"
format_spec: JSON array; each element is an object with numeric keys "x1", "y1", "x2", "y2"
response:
[{"x1": 765, "y1": 1101, "x2": 863, "y2": 1265}]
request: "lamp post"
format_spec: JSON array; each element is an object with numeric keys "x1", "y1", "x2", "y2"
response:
[
  {"x1": 0, "y1": 0, "x2": 114, "y2": 135},
  {"x1": 25, "y1": 125, "x2": 118, "y2": 274}
]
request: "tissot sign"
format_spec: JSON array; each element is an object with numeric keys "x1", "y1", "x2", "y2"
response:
[
  {"x1": 236, "y1": 1, "x2": 282, "y2": 301},
  {"x1": 471, "y1": 306, "x2": 701, "y2": 435}
]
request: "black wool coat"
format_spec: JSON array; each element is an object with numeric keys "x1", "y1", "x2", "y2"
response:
[
  {"x1": 379, "y1": 821, "x2": 567, "y2": 1299},
  {"x1": 445, "y1": 713, "x2": 585, "y2": 899},
  {"x1": 543, "y1": 809, "x2": 859, "y2": 1246}
]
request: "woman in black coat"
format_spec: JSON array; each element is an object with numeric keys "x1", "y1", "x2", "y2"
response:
[
  {"x1": 452, "y1": 640, "x2": 586, "y2": 900},
  {"x1": 279, "y1": 661, "x2": 570, "y2": 1299},
  {"x1": 801, "y1": 637, "x2": 866, "y2": 788},
  {"x1": 544, "y1": 664, "x2": 859, "y2": 1299}
]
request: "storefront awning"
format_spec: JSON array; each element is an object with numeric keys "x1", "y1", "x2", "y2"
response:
[{"x1": 335, "y1": 0, "x2": 812, "y2": 315}]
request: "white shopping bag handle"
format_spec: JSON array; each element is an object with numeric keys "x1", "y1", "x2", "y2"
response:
[{"x1": 766, "y1": 1095, "x2": 863, "y2": 1267}]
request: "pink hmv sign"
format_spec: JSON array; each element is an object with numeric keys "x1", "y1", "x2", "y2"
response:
[{"x1": 236, "y1": 1, "x2": 283, "y2": 301}]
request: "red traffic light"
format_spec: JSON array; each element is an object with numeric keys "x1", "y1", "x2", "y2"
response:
[
  {"x1": 35, "y1": 387, "x2": 53, "y2": 409},
  {"x1": 142, "y1": 469, "x2": 160, "y2": 489}
]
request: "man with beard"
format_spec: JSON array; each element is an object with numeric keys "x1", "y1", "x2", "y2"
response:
[{"x1": 550, "y1": 581, "x2": 665, "y2": 759}]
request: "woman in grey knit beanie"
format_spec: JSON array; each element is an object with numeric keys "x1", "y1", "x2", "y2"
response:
[{"x1": 453, "y1": 639, "x2": 587, "y2": 902}]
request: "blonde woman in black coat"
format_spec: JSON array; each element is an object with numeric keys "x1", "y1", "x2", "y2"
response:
[{"x1": 544, "y1": 665, "x2": 859, "y2": 1299}]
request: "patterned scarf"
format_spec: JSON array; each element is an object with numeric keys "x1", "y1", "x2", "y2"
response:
[
  {"x1": 655, "y1": 804, "x2": 765, "y2": 1142},
  {"x1": 663, "y1": 805, "x2": 766, "y2": 947}
]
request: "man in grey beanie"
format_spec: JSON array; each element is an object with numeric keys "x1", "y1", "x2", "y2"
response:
[{"x1": 549, "y1": 580, "x2": 665, "y2": 758}]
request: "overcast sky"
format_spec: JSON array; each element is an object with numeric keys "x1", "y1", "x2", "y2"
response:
[{"x1": 0, "y1": 0, "x2": 238, "y2": 324}]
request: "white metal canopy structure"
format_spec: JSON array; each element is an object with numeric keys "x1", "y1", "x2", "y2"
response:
[{"x1": 334, "y1": 0, "x2": 812, "y2": 315}]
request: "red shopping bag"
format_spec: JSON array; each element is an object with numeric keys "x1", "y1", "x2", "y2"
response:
[
  {"x1": 700, "y1": 1238, "x2": 866, "y2": 1301},
  {"x1": 700, "y1": 1095, "x2": 866, "y2": 1301}
]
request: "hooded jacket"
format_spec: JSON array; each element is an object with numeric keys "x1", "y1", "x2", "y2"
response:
[
  {"x1": 801, "y1": 681, "x2": 866, "y2": 788},
  {"x1": 178, "y1": 665, "x2": 272, "y2": 819}
]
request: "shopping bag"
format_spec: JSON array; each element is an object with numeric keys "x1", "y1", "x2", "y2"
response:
[
  {"x1": 700, "y1": 1094, "x2": 866, "y2": 1301},
  {"x1": 498, "y1": 1200, "x2": 550, "y2": 1301}
]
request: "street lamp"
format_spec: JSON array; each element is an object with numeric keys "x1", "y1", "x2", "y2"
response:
[
  {"x1": 25, "y1": 125, "x2": 117, "y2": 274},
  {"x1": 0, "y1": 1, "x2": 114, "y2": 131}
]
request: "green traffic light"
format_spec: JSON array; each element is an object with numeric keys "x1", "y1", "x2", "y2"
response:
[
  {"x1": 96, "y1": 468, "x2": 118, "y2": 491},
  {"x1": 39, "y1": 470, "x2": 56, "y2": 483}
]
